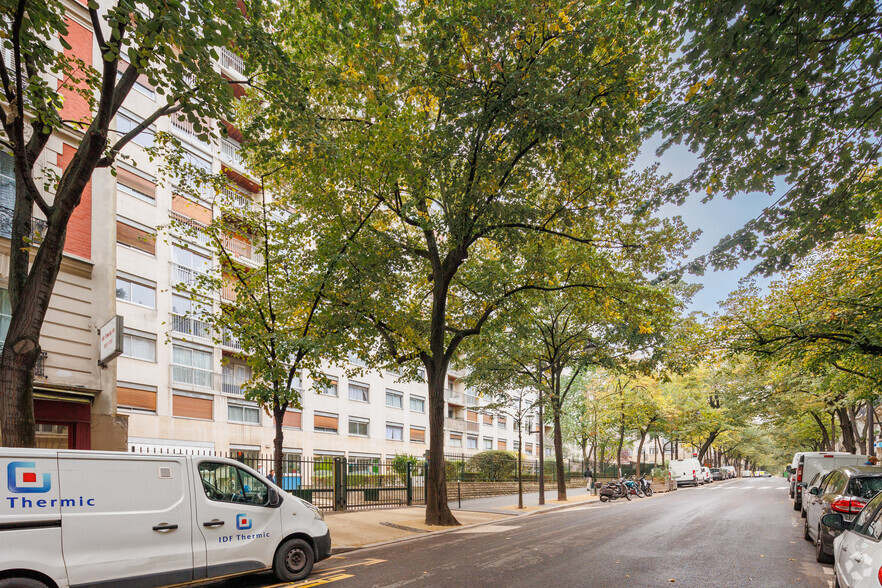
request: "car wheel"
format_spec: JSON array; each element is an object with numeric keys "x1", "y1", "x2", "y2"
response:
[
  {"x1": 793, "y1": 500, "x2": 801, "y2": 511},
  {"x1": 273, "y1": 538, "x2": 315, "y2": 582},
  {"x1": 815, "y1": 528, "x2": 834, "y2": 564},
  {"x1": 0, "y1": 579, "x2": 49, "y2": 588},
  {"x1": 804, "y1": 518, "x2": 812, "y2": 541},
  {"x1": 801, "y1": 506, "x2": 807, "y2": 519}
]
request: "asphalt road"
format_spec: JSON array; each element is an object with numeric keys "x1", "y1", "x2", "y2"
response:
[{"x1": 218, "y1": 477, "x2": 833, "y2": 588}]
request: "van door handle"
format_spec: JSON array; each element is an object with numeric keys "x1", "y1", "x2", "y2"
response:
[
  {"x1": 152, "y1": 523, "x2": 179, "y2": 531},
  {"x1": 203, "y1": 520, "x2": 225, "y2": 528}
]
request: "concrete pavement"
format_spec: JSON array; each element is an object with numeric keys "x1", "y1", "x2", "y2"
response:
[{"x1": 326, "y1": 487, "x2": 603, "y2": 551}]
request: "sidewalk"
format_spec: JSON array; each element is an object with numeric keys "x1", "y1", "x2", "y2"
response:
[{"x1": 325, "y1": 488, "x2": 600, "y2": 552}]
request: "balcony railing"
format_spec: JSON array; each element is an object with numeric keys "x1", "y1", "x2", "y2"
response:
[
  {"x1": 219, "y1": 138, "x2": 243, "y2": 169},
  {"x1": 222, "y1": 371, "x2": 246, "y2": 395},
  {"x1": 169, "y1": 113, "x2": 210, "y2": 148},
  {"x1": 221, "y1": 234, "x2": 264, "y2": 267},
  {"x1": 170, "y1": 313, "x2": 211, "y2": 340},
  {"x1": 465, "y1": 394, "x2": 479, "y2": 407},
  {"x1": 220, "y1": 327, "x2": 242, "y2": 351},
  {"x1": 168, "y1": 211, "x2": 212, "y2": 249},
  {"x1": 171, "y1": 364, "x2": 213, "y2": 389},
  {"x1": 220, "y1": 186, "x2": 255, "y2": 212},
  {"x1": 220, "y1": 47, "x2": 245, "y2": 76},
  {"x1": 0, "y1": 206, "x2": 48, "y2": 243},
  {"x1": 445, "y1": 390, "x2": 464, "y2": 405},
  {"x1": 445, "y1": 417, "x2": 466, "y2": 432},
  {"x1": 171, "y1": 263, "x2": 210, "y2": 288},
  {"x1": 220, "y1": 281, "x2": 237, "y2": 302}
]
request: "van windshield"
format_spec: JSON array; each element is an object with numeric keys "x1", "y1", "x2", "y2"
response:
[{"x1": 847, "y1": 476, "x2": 882, "y2": 500}]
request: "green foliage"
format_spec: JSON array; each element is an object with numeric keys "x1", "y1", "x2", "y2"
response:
[
  {"x1": 390, "y1": 454, "x2": 421, "y2": 479},
  {"x1": 469, "y1": 451, "x2": 518, "y2": 481},
  {"x1": 658, "y1": 0, "x2": 882, "y2": 275}
]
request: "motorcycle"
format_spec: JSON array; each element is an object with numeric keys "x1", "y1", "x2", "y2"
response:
[
  {"x1": 598, "y1": 479, "x2": 632, "y2": 502},
  {"x1": 624, "y1": 476, "x2": 645, "y2": 497},
  {"x1": 638, "y1": 474, "x2": 653, "y2": 496}
]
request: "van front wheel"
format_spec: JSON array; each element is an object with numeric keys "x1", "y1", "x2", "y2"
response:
[
  {"x1": 0, "y1": 579, "x2": 49, "y2": 588},
  {"x1": 274, "y1": 538, "x2": 315, "y2": 582}
]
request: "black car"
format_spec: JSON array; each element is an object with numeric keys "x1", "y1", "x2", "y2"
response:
[{"x1": 803, "y1": 465, "x2": 882, "y2": 563}]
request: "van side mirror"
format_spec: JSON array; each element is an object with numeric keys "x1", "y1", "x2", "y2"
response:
[
  {"x1": 822, "y1": 513, "x2": 846, "y2": 530},
  {"x1": 809, "y1": 487, "x2": 821, "y2": 495},
  {"x1": 268, "y1": 488, "x2": 281, "y2": 507}
]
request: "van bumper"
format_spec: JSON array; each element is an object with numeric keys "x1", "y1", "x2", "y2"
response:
[{"x1": 314, "y1": 530, "x2": 332, "y2": 561}]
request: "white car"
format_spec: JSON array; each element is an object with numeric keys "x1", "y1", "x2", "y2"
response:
[
  {"x1": 701, "y1": 466, "x2": 712, "y2": 484},
  {"x1": 828, "y1": 490, "x2": 882, "y2": 587}
]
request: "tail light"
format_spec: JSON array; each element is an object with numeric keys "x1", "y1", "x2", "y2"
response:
[
  {"x1": 877, "y1": 564, "x2": 882, "y2": 585},
  {"x1": 797, "y1": 465, "x2": 803, "y2": 482},
  {"x1": 831, "y1": 498, "x2": 868, "y2": 514}
]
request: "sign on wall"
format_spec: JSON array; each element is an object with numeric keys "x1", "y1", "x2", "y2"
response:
[{"x1": 98, "y1": 315, "x2": 124, "y2": 367}]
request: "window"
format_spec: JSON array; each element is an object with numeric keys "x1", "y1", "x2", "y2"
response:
[
  {"x1": 0, "y1": 151, "x2": 14, "y2": 217},
  {"x1": 282, "y1": 410, "x2": 302, "y2": 429},
  {"x1": 348, "y1": 417, "x2": 369, "y2": 437},
  {"x1": 228, "y1": 402, "x2": 260, "y2": 425},
  {"x1": 117, "y1": 382, "x2": 157, "y2": 412},
  {"x1": 449, "y1": 433, "x2": 462, "y2": 448},
  {"x1": 854, "y1": 492, "x2": 882, "y2": 536},
  {"x1": 410, "y1": 426, "x2": 426, "y2": 443},
  {"x1": 347, "y1": 351, "x2": 366, "y2": 366},
  {"x1": 117, "y1": 67, "x2": 155, "y2": 99},
  {"x1": 348, "y1": 382, "x2": 369, "y2": 403},
  {"x1": 117, "y1": 181, "x2": 154, "y2": 203},
  {"x1": 316, "y1": 374, "x2": 338, "y2": 396},
  {"x1": 314, "y1": 411, "x2": 338, "y2": 433},
  {"x1": 122, "y1": 330, "x2": 156, "y2": 362},
  {"x1": 385, "y1": 389, "x2": 403, "y2": 409},
  {"x1": 198, "y1": 462, "x2": 269, "y2": 506},
  {"x1": 525, "y1": 443, "x2": 533, "y2": 455},
  {"x1": 497, "y1": 439, "x2": 507, "y2": 450},
  {"x1": 171, "y1": 344, "x2": 213, "y2": 388},
  {"x1": 172, "y1": 391, "x2": 212, "y2": 420},
  {"x1": 116, "y1": 166, "x2": 156, "y2": 203},
  {"x1": 117, "y1": 218, "x2": 156, "y2": 255},
  {"x1": 410, "y1": 395, "x2": 425, "y2": 413},
  {"x1": 467, "y1": 436, "x2": 478, "y2": 450},
  {"x1": 171, "y1": 293, "x2": 212, "y2": 338},
  {"x1": 222, "y1": 363, "x2": 250, "y2": 395},
  {"x1": 483, "y1": 438, "x2": 493, "y2": 450},
  {"x1": 848, "y1": 477, "x2": 882, "y2": 500},
  {"x1": 116, "y1": 274, "x2": 156, "y2": 308},
  {"x1": 0, "y1": 289, "x2": 12, "y2": 344},
  {"x1": 498, "y1": 416, "x2": 506, "y2": 430},
  {"x1": 386, "y1": 423, "x2": 403, "y2": 441},
  {"x1": 172, "y1": 244, "x2": 211, "y2": 285},
  {"x1": 465, "y1": 390, "x2": 478, "y2": 406},
  {"x1": 117, "y1": 110, "x2": 155, "y2": 148},
  {"x1": 483, "y1": 414, "x2": 493, "y2": 426}
]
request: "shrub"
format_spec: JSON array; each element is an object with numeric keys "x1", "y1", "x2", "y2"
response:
[{"x1": 469, "y1": 450, "x2": 518, "y2": 481}]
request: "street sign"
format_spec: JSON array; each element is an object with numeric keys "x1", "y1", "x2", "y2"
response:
[
  {"x1": 875, "y1": 441, "x2": 882, "y2": 449},
  {"x1": 98, "y1": 315, "x2": 124, "y2": 367}
]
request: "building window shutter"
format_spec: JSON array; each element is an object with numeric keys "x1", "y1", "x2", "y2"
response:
[{"x1": 117, "y1": 221, "x2": 155, "y2": 254}]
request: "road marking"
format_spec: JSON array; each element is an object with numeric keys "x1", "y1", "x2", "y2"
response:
[
  {"x1": 314, "y1": 559, "x2": 387, "y2": 574},
  {"x1": 264, "y1": 573, "x2": 355, "y2": 587},
  {"x1": 453, "y1": 525, "x2": 522, "y2": 533}
]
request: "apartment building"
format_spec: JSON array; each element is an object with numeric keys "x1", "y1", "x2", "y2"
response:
[
  {"x1": 107, "y1": 47, "x2": 551, "y2": 462},
  {"x1": 0, "y1": 4, "x2": 124, "y2": 450}
]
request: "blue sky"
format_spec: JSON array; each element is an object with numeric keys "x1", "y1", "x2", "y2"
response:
[{"x1": 635, "y1": 135, "x2": 774, "y2": 316}]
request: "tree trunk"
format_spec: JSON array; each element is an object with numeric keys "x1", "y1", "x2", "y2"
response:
[
  {"x1": 809, "y1": 411, "x2": 831, "y2": 451},
  {"x1": 837, "y1": 406, "x2": 857, "y2": 453},
  {"x1": 636, "y1": 433, "x2": 646, "y2": 477},
  {"x1": 272, "y1": 396, "x2": 289, "y2": 487},
  {"x1": 552, "y1": 403, "x2": 566, "y2": 501},
  {"x1": 424, "y1": 360, "x2": 458, "y2": 526},
  {"x1": 697, "y1": 430, "x2": 719, "y2": 464}
]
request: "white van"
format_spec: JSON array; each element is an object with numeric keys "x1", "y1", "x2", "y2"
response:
[
  {"x1": 789, "y1": 451, "x2": 853, "y2": 498},
  {"x1": 0, "y1": 448, "x2": 331, "y2": 587},
  {"x1": 669, "y1": 458, "x2": 702, "y2": 487},
  {"x1": 793, "y1": 452, "x2": 869, "y2": 513}
]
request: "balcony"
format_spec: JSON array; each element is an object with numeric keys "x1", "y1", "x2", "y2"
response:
[
  {"x1": 445, "y1": 417, "x2": 466, "y2": 432},
  {"x1": 221, "y1": 234, "x2": 264, "y2": 267},
  {"x1": 170, "y1": 263, "x2": 210, "y2": 288},
  {"x1": 220, "y1": 47, "x2": 245, "y2": 76},
  {"x1": 168, "y1": 211, "x2": 212, "y2": 249},
  {"x1": 220, "y1": 186, "x2": 255, "y2": 213},
  {"x1": 222, "y1": 371, "x2": 246, "y2": 395},
  {"x1": 220, "y1": 327, "x2": 242, "y2": 351},
  {"x1": 220, "y1": 280, "x2": 237, "y2": 303},
  {"x1": 170, "y1": 364, "x2": 213, "y2": 389},
  {"x1": 170, "y1": 313, "x2": 211, "y2": 340},
  {"x1": 464, "y1": 394, "x2": 479, "y2": 407},
  {"x1": 219, "y1": 138, "x2": 244, "y2": 170},
  {"x1": 169, "y1": 113, "x2": 210, "y2": 149},
  {"x1": 445, "y1": 389, "x2": 464, "y2": 405}
]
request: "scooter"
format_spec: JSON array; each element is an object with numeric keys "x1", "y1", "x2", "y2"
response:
[
  {"x1": 598, "y1": 479, "x2": 632, "y2": 502},
  {"x1": 624, "y1": 476, "x2": 645, "y2": 497},
  {"x1": 638, "y1": 474, "x2": 653, "y2": 496}
]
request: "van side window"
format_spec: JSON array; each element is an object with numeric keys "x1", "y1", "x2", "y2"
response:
[{"x1": 198, "y1": 462, "x2": 269, "y2": 506}]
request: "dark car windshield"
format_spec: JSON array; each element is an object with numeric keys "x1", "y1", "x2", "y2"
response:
[{"x1": 847, "y1": 476, "x2": 882, "y2": 500}]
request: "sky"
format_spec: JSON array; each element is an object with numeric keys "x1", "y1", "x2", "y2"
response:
[{"x1": 634, "y1": 135, "x2": 775, "y2": 316}]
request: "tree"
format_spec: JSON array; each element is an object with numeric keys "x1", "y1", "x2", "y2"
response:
[
  {"x1": 0, "y1": 0, "x2": 250, "y2": 445},
  {"x1": 658, "y1": 0, "x2": 882, "y2": 275},
  {"x1": 245, "y1": 0, "x2": 679, "y2": 525}
]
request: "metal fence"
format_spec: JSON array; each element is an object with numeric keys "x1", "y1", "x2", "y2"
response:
[
  {"x1": 442, "y1": 453, "x2": 589, "y2": 483},
  {"x1": 131, "y1": 448, "x2": 426, "y2": 512}
]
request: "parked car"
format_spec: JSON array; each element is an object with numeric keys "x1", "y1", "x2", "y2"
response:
[
  {"x1": 669, "y1": 458, "x2": 702, "y2": 487},
  {"x1": 825, "y1": 489, "x2": 882, "y2": 587},
  {"x1": 794, "y1": 453, "x2": 869, "y2": 514},
  {"x1": 721, "y1": 466, "x2": 736, "y2": 478},
  {"x1": 701, "y1": 466, "x2": 712, "y2": 484},
  {"x1": 710, "y1": 468, "x2": 724, "y2": 481},
  {"x1": 755, "y1": 470, "x2": 772, "y2": 477},
  {"x1": 804, "y1": 466, "x2": 882, "y2": 564}
]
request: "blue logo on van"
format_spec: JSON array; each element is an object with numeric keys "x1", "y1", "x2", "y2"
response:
[
  {"x1": 236, "y1": 514, "x2": 252, "y2": 530},
  {"x1": 7, "y1": 462, "x2": 51, "y2": 494}
]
